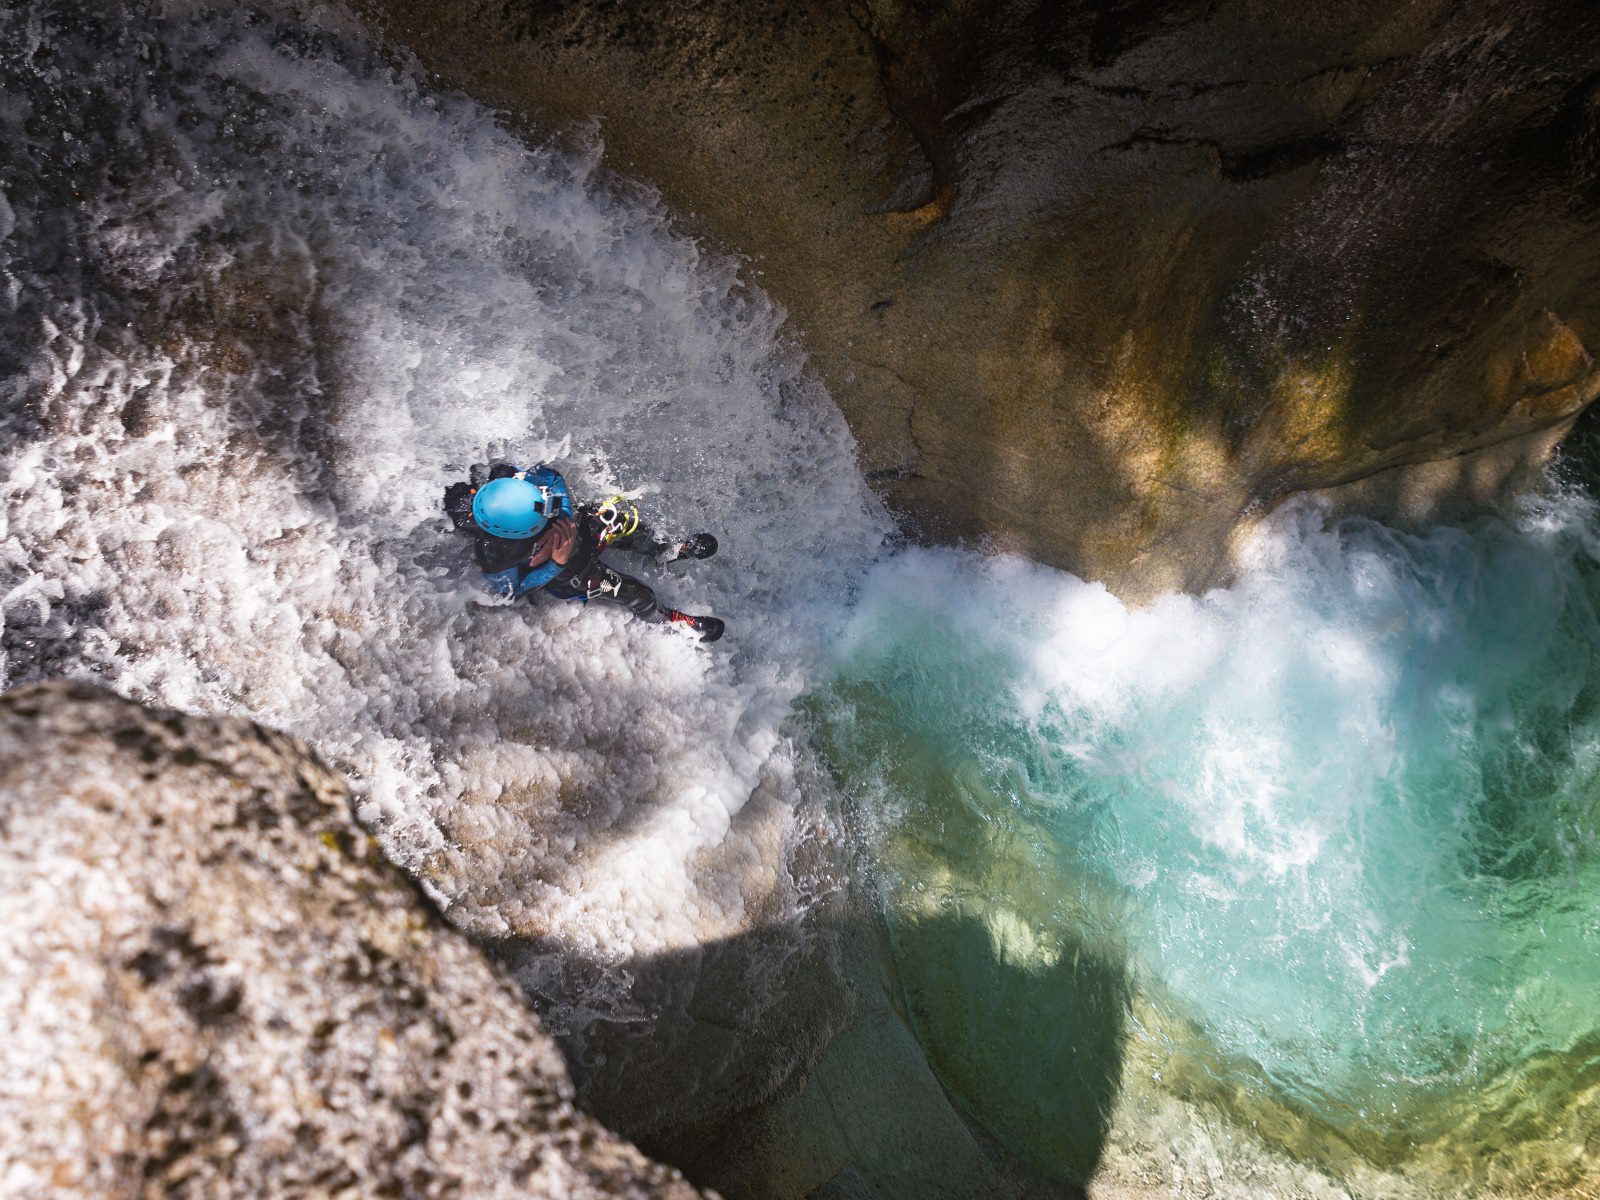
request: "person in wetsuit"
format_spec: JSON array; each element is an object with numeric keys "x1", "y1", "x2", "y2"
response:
[{"x1": 443, "y1": 461, "x2": 724, "y2": 641}]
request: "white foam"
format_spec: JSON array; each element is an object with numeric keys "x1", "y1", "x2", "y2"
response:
[{"x1": 0, "y1": 2, "x2": 888, "y2": 970}]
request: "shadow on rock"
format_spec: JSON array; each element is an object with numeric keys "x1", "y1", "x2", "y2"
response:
[
  {"x1": 482, "y1": 890, "x2": 1130, "y2": 1200},
  {"x1": 888, "y1": 904, "x2": 1131, "y2": 1189}
]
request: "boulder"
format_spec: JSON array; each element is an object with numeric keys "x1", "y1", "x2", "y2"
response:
[{"x1": 0, "y1": 681, "x2": 709, "y2": 1200}]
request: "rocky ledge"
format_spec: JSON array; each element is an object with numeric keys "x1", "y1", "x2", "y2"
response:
[{"x1": 0, "y1": 681, "x2": 709, "y2": 1200}]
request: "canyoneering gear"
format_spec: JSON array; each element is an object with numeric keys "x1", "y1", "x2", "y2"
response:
[
  {"x1": 546, "y1": 559, "x2": 655, "y2": 614},
  {"x1": 594, "y1": 495, "x2": 640, "y2": 546},
  {"x1": 444, "y1": 462, "x2": 578, "y2": 589},
  {"x1": 588, "y1": 497, "x2": 718, "y2": 564},
  {"x1": 543, "y1": 561, "x2": 722, "y2": 641},
  {"x1": 443, "y1": 460, "x2": 725, "y2": 641},
  {"x1": 471, "y1": 474, "x2": 567, "y2": 540}
]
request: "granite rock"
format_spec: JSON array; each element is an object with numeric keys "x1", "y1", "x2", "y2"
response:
[{"x1": 0, "y1": 681, "x2": 710, "y2": 1200}]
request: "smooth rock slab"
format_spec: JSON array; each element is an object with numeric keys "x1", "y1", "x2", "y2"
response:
[{"x1": 0, "y1": 681, "x2": 709, "y2": 1200}]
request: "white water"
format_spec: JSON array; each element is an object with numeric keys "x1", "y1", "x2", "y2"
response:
[{"x1": 0, "y1": 1, "x2": 888, "y2": 973}]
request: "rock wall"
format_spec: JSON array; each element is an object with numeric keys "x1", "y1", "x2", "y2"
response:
[
  {"x1": 360, "y1": 0, "x2": 1600, "y2": 596},
  {"x1": 0, "y1": 682, "x2": 708, "y2": 1200}
]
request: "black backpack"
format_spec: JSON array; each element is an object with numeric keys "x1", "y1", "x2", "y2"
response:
[
  {"x1": 442, "y1": 482, "x2": 477, "y2": 533},
  {"x1": 442, "y1": 463, "x2": 519, "y2": 534}
]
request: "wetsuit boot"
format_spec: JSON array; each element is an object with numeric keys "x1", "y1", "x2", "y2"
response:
[
  {"x1": 665, "y1": 611, "x2": 725, "y2": 642},
  {"x1": 659, "y1": 533, "x2": 718, "y2": 564}
]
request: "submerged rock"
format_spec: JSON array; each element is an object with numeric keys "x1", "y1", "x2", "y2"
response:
[
  {"x1": 363, "y1": 0, "x2": 1600, "y2": 598},
  {"x1": 0, "y1": 681, "x2": 708, "y2": 1200}
]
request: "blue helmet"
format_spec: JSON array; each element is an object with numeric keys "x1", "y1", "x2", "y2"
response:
[{"x1": 472, "y1": 476, "x2": 553, "y2": 539}]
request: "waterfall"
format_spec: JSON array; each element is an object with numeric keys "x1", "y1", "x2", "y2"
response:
[{"x1": 0, "y1": 0, "x2": 889, "y2": 968}]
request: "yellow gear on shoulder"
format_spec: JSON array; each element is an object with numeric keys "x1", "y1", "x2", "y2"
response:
[{"x1": 595, "y1": 494, "x2": 640, "y2": 545}]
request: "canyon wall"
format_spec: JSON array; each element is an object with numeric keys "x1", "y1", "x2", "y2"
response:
[{"x1": 362, "y1": 0, "x2": 1600, "y2": 596}]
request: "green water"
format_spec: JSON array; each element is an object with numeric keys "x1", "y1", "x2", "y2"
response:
[{"x1": 810, "y1": 499, "x2": 1600, "y2": 1194}]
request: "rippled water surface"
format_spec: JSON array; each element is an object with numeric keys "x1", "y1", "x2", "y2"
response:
[{"x1": 814, "y1": 497, "x2": 1600, "y2": 1194}]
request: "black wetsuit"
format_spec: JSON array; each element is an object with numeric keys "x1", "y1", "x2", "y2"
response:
[{"x1": 540, "y1": 513, "x2": 677, "y2": 618}]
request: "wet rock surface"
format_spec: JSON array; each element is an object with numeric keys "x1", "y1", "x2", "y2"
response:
[
  {"x1": 0, "y1": 681, "x2": 709, "y2": 1200},
  {"x1": 361, "y1": 0, "x2": 1600, "y2": 597}
]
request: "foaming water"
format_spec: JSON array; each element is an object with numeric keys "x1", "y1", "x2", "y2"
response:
[
  {"x1": 814, "y1": 495, "x2": 1600, "y2": 1194},
  {"x1": 0, "y1": 0, "x2": 888, "y2": 980}
]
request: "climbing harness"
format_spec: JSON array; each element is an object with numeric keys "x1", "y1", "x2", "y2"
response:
[{"x1": 585, "y1": 568, "x2": 625, "y2": 602}]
